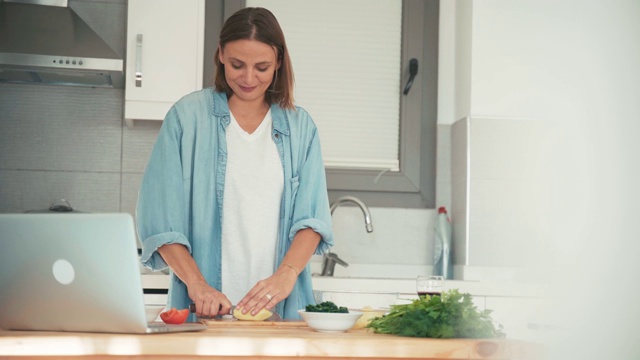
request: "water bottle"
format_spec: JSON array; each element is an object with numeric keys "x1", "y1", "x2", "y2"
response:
[{"x1": 433, "y1": 206, "x2": 453, "y2": 279}]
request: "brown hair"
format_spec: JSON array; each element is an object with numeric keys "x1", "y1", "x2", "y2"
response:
[{"x1": 214, "y1": 7, "x2": 295, "y2": 109}]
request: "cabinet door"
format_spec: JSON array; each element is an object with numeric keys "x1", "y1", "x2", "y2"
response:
[{"x1": 125, "y1": 0, "x2": 204, "y2": 122}]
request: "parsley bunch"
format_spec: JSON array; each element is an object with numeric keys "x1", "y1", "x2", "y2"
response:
[{"x1": 366, "y1": 289, "x2": 505, "y2": 338}]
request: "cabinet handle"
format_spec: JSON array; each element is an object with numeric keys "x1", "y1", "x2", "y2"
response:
[{"x1": 135, "y1": 34, "x2": 143, "y2": 87}]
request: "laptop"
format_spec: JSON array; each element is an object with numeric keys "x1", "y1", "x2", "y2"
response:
[{"x1": 0, "y1": 213, "x2": 206, "y2": 334}]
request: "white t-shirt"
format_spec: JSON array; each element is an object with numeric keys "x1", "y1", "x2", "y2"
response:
[{"x1": 221, "y1": 109, "x2": 284, "y2": 304}]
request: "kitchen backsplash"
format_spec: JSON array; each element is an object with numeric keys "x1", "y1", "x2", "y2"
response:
[
  {"x1": 0, "y1": 83, "x2": 163, "y2": 236},
  {"x1": 0, "y1": 84, "x2": 125, "y2": 214}
]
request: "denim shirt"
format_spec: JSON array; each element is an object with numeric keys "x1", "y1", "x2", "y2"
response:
[{"x1": 136, "y1": 89, "x2": 333, "y2": 320}]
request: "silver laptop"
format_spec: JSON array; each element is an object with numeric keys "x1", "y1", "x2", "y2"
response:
[{"x1": 0, "y1": 213, "x2": 206, "y2": 334}]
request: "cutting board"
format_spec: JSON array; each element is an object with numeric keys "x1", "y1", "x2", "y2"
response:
[{"x1": 199, "y1": 318, "x2": 308, "y2": 327}]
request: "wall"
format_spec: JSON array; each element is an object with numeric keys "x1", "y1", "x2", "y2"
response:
[
  {"x1": 440, "y1": 0, "x2": 639, "y2": 280},
  {"x1": 441, "y1": 0, "x2": 640, "y2": 357}
]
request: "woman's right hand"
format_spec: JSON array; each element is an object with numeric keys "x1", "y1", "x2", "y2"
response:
[
  {"x1": 156, "y1": 243, "x2": 231, "y2": 317},
  {"x1": 187, "y1": 279, "x2": 232, "y2": 318}
]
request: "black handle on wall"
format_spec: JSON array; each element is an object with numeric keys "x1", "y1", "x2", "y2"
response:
[{"x1": 403, "y1": 58, "x2": 419, "y2": 95}]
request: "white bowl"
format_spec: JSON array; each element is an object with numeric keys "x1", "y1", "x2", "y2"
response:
[
  {"x1": 145, "y1": 305, "x2": 166, "y2": 323},
  {"x1": 297, "y1": 309, "x2": 363, "y2": 333}
]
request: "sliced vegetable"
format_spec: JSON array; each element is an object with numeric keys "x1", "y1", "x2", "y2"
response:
[
  {"x1": 305, "y1": 301, "x2": 348, "y2": 313},
  {"x1": 160, "y1": 307, "x2": 190, "y2": 324},
  {"x1": 233, "y1": 307, "x2": 272, "y2": 321}
]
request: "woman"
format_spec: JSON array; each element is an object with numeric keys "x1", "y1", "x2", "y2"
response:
[{"x1": 136, "y1": 7, "x2": 333, "y2": 320}]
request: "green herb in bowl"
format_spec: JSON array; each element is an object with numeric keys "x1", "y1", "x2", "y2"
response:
[{"x1": 305, "y1": 301, "x2": 349, "y2": 313}]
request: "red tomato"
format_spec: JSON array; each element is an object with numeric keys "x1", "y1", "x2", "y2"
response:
[{"x1": 159, "y1": 308, "x2": 190, "y2": 324}]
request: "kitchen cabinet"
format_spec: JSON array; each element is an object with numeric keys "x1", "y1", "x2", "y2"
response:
[{"x1": 124, "y1": 0, "x2": 205, "y2": 128}]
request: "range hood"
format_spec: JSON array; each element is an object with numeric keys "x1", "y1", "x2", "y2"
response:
[{"x1": 0, "y1": 0, "x2": 124, "y2": 88}]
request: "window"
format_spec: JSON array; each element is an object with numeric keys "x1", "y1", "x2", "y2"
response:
[
  {"x1": 247, "y1": 0, "x2": 402, "y2": 172},
  {"x1": 207, "y1": 0, "x2": 438, "y2": 208}
]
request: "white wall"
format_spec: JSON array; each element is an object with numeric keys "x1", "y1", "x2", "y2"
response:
[{"x1": 440, "y1": 0, "x2": 640, "y2": 357}]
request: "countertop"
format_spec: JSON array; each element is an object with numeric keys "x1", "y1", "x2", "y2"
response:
[{"x1": 0, "y1": 322, "x2": 544, "y2": 360}]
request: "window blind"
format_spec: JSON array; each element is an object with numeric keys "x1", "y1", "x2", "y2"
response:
[{"x1": 246, "y1": 0, "x2": 402, "y2": 171}]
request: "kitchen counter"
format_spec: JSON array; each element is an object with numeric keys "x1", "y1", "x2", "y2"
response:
[{"x1": 0, "y1": 322, "x2": 544, "y2": 360}]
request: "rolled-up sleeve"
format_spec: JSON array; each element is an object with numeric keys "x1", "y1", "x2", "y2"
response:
[
  {"x1": 136, "y1": 107, "x2": 192, "y2": 270},
  {"x1": 288, "y1": 127, "x2": 333, "y2": 255}
]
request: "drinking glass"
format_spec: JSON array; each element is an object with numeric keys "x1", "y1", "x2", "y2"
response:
[{"x1": 416, "y1": 275, "x2": 444, "y2": 298}]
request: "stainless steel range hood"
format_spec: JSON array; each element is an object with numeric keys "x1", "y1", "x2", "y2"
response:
[{"x1": 0, "y1": 0, "x2": 124, "y2": 88}]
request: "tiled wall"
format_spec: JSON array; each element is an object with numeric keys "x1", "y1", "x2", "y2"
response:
[
  {"x1": 120, "y1": 121, "x2": 164, "y2": 218},
  {"x1": 0, "y1": 84, "x2": 127, "y2": 214},
  {"x1": 324, "y1": 206, "x2": 433, "y2": 266},
  {"x1": 0, "y1": 83, "x2": 161, "y2": 219}
]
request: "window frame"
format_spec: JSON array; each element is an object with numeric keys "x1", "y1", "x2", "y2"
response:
[{"x1": 206, "y1": 0, "x2": 438, "y2": 208}]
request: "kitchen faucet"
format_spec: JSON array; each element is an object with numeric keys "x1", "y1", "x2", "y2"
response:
[
  {"x1": 330, "y1": 196, "x2": 373, "y2": 233},
  {"x1": 320, "y1": 252, "x2": 349, "y2": 277},
  {"x1": 320, "y1": 196, "x2": 374, "y2": 276}
]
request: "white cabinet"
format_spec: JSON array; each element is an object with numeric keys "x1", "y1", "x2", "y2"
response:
[{"x1": 124, "y1": 0, "x2": 205, "y2": 127}]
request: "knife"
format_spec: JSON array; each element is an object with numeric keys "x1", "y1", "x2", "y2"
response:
[
  {"x1": 188, "y1": 303, "x2": 282, "y2": 321},
  {"x1": 188, "y1": 303, "x2": 234, "y2": 319}
]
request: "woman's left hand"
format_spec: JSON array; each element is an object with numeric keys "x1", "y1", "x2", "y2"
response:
[{"x1": 236, "y1": 265, "x2": 298, "y2": 316}]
